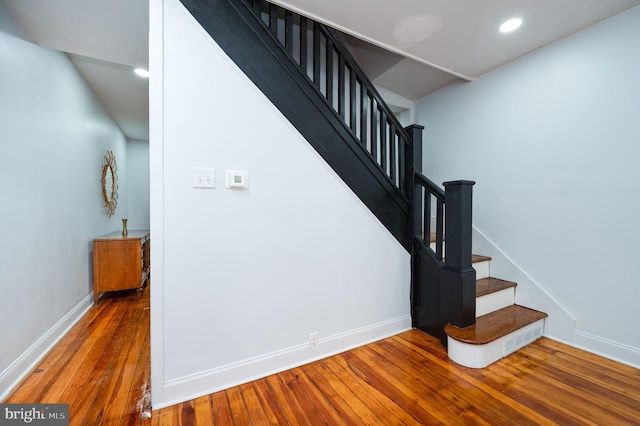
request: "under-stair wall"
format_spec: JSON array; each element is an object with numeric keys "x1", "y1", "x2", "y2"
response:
[
  {"x1": 180, "y1": 0, "x2": 417, "y2": 250},
  {"x1": 151, "y1": 0, "x2": 483, "y2": 407},
  {"x1": 176, "y1": 0, "x2": 477, "y2": 349},
  {"x1": 150, "y1": 0, "x2": 412, "y2": 408}
]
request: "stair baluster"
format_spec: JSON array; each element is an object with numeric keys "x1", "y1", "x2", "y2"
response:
[{"x1": 243, "y1": 0, "x2": 410, "y2": 194}]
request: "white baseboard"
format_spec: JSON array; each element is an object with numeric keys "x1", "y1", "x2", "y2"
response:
[
  {"x1": 0, "y1": 294, "x2": 93, "y2": 401},
  {"x1": 155, "y1": 315, "x2": 412, "y2": 409},
  {"x1": 572, "y1": 331, "x2": 640, "y2": 369}
]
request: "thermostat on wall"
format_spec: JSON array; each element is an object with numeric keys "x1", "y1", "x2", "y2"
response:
[{"x1": 225, "y1": 170, "x2": 248, "y2": 189}]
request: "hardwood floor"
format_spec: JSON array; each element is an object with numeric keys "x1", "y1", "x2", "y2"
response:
[
  {"x1": 5, "y1": 283, "x2": 640, "y2": 425},
  {"x1": 3, "y1": 285, "x2": 151, "y2": 425}
]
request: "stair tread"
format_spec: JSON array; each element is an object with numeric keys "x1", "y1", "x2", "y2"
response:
[
  {"x1": 424, "y1": 234, "x2": 492, "y2": 265},
  {"x1": 472, "y1": 254, "x2": 492, "y2": 263},
  {"x1": 476, "y1": 277, "x2": 517, "y2": 297},
  {"x1": 444, "y1": 305, "x2": 547, "y2": 345},
  {"x1": 428, "y1": 232, "x2": 442, "y2": 243}
]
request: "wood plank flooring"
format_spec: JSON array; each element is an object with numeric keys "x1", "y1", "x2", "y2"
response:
[
  {"x1": 3, "y1": 286, "x2": 151, "y2": 426},
  {"x1": 5, "y1": 282, "x2": 640, "y2": 425}
]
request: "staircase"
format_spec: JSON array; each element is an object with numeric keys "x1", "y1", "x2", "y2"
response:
[
  {"x1": 445, "y1": 252, "x2": 548, "y2": 368},
  {"x1": 180, "y1": 0, "x2": 548, "y2": 369}
]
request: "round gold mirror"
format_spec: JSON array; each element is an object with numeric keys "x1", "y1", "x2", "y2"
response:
[{"x1": 101, "y1": 150, "x2": 118, "y2": 217}]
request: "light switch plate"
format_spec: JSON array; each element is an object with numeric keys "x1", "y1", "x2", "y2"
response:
[{"x1": 193, "y1": 167, "x2": 215, "y2": 188}]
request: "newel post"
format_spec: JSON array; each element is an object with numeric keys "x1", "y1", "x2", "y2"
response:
[
  {"x1": 404, "y1": 125, "x2": 423, "y2": 327},
  {"x1": 441, "y1": 180, "x2": 476, "y2": 337},
  {"x1": 404, "y1": 125, "x2": 424, "y2": 197},
  {"x1": 404, "y1": 125, "x2": 424, "y2": 234}
]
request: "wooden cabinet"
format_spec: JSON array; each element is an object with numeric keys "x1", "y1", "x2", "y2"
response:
[{"x1": 93, "y1": 230, "x2": 150, "y2": 304}]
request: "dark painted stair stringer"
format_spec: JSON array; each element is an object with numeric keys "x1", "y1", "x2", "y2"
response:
[{"x1": 180, "y1": 0, "x2": 414, "y2": 250}]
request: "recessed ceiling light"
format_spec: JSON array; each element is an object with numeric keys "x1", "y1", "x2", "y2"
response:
[
  {"x1": 134, "y1": 68, "x2": 149, "y2": 78},
  {"x1": 499, "y1": 18, "x2": 522, "y2": 33}
]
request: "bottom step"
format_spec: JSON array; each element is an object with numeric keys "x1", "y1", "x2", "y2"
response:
[{"x1": 444, "y1": 305, "x2": 547, "y2": 368}]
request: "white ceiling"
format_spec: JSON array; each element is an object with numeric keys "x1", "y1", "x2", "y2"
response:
[
  {"x1": 275, "y1": 0, "x2": 640, "y2": 100},
  {"x1": 2, "y1": 0, "x2": 639, "y2": 138}
]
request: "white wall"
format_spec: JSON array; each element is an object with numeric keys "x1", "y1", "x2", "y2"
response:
[
  {"x1": 150, "y1": 0, "x2": 410, "y2": 407},
  {"x1": 126, "y1": 139, "x2": 150, "y2": 230},
  {"x1": 375, "y1": 85, "x2": 415, "y2": 126},
  {"x1": 416, "y1": 6, "x2": 640, "y2": 366},
  {"x1": 0, "y1": 5, "x2": 130, "y2": 398}
]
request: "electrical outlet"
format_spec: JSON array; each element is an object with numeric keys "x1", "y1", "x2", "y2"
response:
[{"x1": 309, "y1": 332, "x2": 319, "y2": 350}]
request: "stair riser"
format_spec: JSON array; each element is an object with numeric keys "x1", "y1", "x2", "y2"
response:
[
  {"x1": 474, "y1": 260, "x2": 490, "y2": 280},
  {"x1": 428, "y1": 243, "x2": 490, "y2": 279},
  {"x1": 476, "y1": 288, "x2": 515, "y2": 317},
  {"x1": 447, "y1": 319, "x2": 545, "y2": 368}
]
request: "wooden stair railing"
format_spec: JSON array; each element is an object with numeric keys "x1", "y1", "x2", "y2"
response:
[
  {"x1": 179, "y1": 0, "x2": 475, "y2": 342},
  {"x1": 244, "y1": 0, "x2": 413, "y2": 198}
]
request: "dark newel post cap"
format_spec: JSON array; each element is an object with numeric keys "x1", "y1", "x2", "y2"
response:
[
  {"x1": 443, "y1": 180, "x2": 476, "y2": 187},
  {"x1": 404, "y1": 124, "x2": 425, "y2": 130}
]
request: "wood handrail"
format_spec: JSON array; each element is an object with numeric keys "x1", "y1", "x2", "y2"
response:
[
  {"x1": 415, "y1": 172, "x2": 445, "y2": 202},
  {"x1": 413, "y1": 172, "x2": 445, "y2": 261},
  {"x1": 320, "y1": 26, "x2": 410, "y2": 144}
]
